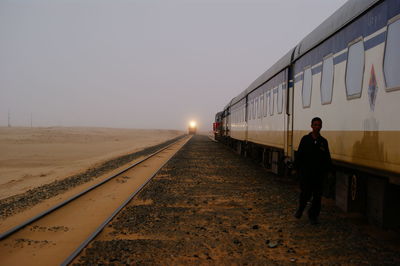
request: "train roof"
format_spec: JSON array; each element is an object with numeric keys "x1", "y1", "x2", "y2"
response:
[
  {"x1": 230, "y1": 90, "x2": 247, "y2": 106},
  {"x1": 293, "y1": 0, "x2": 381, "y2": 60},
  {"x1": 229, "y1": 47, "x2": 295, "y2": 106},
  {"x1": 215, "y1": 111, "x2": 223, "y2": 118},
  {"x1": 245, "y1": 48, "x2": 295, "y2": 96},
  {"x1": 225, "y1": 0, "x2": 381, "y2": 110},
  {"x1": 223, "y1": 101, "x2": 231, "y2": 111}
]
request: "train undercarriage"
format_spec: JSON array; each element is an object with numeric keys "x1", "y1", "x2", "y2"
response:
[{"x1": 217, "y1": 136, "x2": 400, "y2": 230}]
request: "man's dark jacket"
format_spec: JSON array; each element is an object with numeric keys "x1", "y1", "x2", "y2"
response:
[{"x1": 296, "y1": 133, "x2": 332, "y2": 178}]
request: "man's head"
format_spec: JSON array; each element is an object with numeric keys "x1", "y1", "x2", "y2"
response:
[{"x1": 311, "y1": 117, "x2": 322, "y2": 135}]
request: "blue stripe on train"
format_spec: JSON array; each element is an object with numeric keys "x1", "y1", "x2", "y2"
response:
[
  {"x1": 294, "y1": 74, "x2": 303, "y2": 83},
  {"x1": 364, "y1": 31, "x2": 387, "y2": 50},
  {"x1": 293, "y1": 0, "x2": 400, "y2": 76},
  {"x1": 333, "y1": 51, "x2": 347, "y2": 65},
  {"x1": 294, "y1": 31, "x2": 386, "y2": 82},
  {"x1": 311, "y1": 65, "x2": 322, "y2": 75}
]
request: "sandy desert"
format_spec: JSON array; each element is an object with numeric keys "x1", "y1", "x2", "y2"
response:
[{"x1": 0, "y1": 127, "x2": 183, "y2": 200}]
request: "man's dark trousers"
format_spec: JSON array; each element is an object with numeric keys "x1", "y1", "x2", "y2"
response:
[{"x1": 298, "y1": 173, "x2": 324, "y2": 219}]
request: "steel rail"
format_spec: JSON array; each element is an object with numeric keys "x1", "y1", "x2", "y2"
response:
[
  {"x1": 0, "y1": 135, "x2": 187, "y2": 241},
  {"x1": 61, "y1": 135, "x2": 190, "y2": 265},
  {"x1": 61, "y1": 136, "x2": 191, "y2": 266}
]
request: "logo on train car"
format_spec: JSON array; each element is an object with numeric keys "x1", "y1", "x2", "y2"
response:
[{"x1": 368, "y1": 65, "x2": 378, "y2": 111}]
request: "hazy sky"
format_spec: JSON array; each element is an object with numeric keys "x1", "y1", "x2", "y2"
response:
[{"x1": 1, "y1": 0, "x2": 347, "y2": 131}]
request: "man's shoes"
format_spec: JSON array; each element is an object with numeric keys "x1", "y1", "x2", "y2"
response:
[
  {"x1": 309, "y1": 217, "x2": 320, "y2": 225},
  {"x1": 294, "y1": 209, "x2": 302, "y2": 219}
]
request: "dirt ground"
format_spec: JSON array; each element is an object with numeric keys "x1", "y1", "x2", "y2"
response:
[
  {"x1": 76, "y1": 135, "x2": 400, "y2": 265},
  {"x1": 0, "y1": 137, "x2": 190, "y2": 266},
  {"x1": 0, "y1": 127, "x2": 182, "y2": 199}
]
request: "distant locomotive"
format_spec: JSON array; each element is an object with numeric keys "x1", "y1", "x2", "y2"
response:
[
  {"x1": 213, "y1": 112, "x2": 223, "y2": 140},
  {"x1": 214, "y1": 0, "x2": 400, "y2": 228},
  {"x1": 188, "y1": 121, "x2": 197, "y2": 135}
]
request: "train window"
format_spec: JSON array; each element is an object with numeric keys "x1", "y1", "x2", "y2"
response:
[
  {"x1": 269, "y1": 89, "x2": 275, "y2": 115},
  {"x1": 235, "y1": 109, "x2": 237, "y2": 123},
  {"x1": 235, "y1": 110, "x2": 237, "y2": 123},
  {"x1": 256, "y1": 97, "x2": 259, "y2": 118},
  {"x1": 255, "y1": 99, "x2": 257, "y2": 119},
  {"x1": 235, "y1": 109, "x2": 239, "y2": 123},
  {"x1": 254, "y1": 98, "x2": 257, "y2": 120},
  {"x1": 320, "y1": 55, "x2": 334, "y2": 104},
  {"x1": 345, "y1": 39, "x2": 364, "y2": 98},
  {"x1": 247, "y1": 102, "x2": 251, "y2": 121},
  {"x1": 249, "y1": 101, "x2": 252, "y2": 120},
  {"x1": 283, "y1": 83, "x2": 286, "y2": 111},
  {"x1": 236, "y1": 109, "x2": 238, "y2": 123},
  {"x1": 252, "y1": 100, "x2": 255, "y2": 120},
  {"x1": 247, "y1": 103, "x2": 251, "y2": 121},
  {"x1": 254, "y1": 99, "x2": 257, "y2": 119},
  {"x1": 260, "y1": 95, "x2": 264, "y2": 117},
  {"x1": 236, "y1": 110, "x2": 238, "y2": 123},
  {"x1": 384, "y1": 19, "x2": 400, "y2": 90},
  {"x1": 252, "y1": 99, "x2": 256, "y2": 120},
  {"x1": 264, "y1": 92, "x2": 268, "y2": 117},
  {"x1": 302, "y1": 68, "x2": 312, "y2": 108},
  {"x1": 249, "y1": 101, "x2": 252, "y2": 121},
  {"x1": 250, "y1": 102, "x2": 253, "y2": 121},
  {"x1": 277, "y1": 84, "x2": 283, "y2": 113},
  {"x1": 251, "y1": 101, "x2": 254, "y2": 120}
]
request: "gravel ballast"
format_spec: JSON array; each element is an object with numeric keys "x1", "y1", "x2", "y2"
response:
[
  {"x1": 75, "y1": 135, "x2": 400, "y2": 264},
  {"x1": 0, "y1": 136, "x2": 184, "y2": 219}
]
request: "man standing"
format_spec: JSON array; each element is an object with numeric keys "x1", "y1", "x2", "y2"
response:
[{"x1": 295, "y1": 117, "x2": 332, "y2": 224}]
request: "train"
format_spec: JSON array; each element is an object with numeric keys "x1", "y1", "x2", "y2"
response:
[
  {"x1": 188, "y1": 121, "x2": 197, "y2": 135},
  {"x1": 214, "y1": 0, "x2": 400, "y2": 228}
]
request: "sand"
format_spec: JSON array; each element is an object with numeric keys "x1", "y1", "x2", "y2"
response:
[{"x1": 0, "y1": 127, "x2": 183, "y2": 200}]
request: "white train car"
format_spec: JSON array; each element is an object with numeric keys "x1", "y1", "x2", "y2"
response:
[
  {"x1": 216, "y1": 0, "x2": 400, "y2": 228},
  {"x1": 291, "y1": 0, "x2": 400, "y2": 226},
  {"x1": 228, "y1": 50, "x2": 293, "y2": 171},
  {"x1": 230, "y1": 91, "x2": 247, "y2": 142}
]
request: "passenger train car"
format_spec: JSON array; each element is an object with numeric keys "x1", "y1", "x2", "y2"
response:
[{"x1": 214, "y1": 0, "x2": 400, "y2": 228}]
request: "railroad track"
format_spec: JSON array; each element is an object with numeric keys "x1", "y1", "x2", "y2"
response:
[{"x1": 0, "y1": 135, "x2": 191, "y2": 265}]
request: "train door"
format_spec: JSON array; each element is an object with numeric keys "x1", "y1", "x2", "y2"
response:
[
  {"x1": 244, "y1": 96, "x2": 248, "y2": 140},
  {"x1": 226, "y1": 107, "x2": 231, "y2": 137},
  {"x1": 284, "y1": 67, "x2": 295, "y2": 162}
]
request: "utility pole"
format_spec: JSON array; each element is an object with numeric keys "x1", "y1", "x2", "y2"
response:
[{"x1": 8, "y1": 109, "x2": 11, "y2": 127}]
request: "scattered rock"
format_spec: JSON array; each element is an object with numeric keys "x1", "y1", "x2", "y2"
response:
[
  {"x1": 268, "y1": 241, "x2": 278, "y2": 248},
  {"x1": 233, "y1": 239, "x2": 241, "y2": 245}
]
